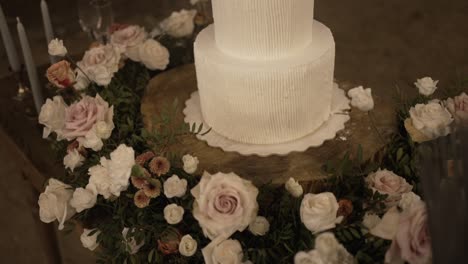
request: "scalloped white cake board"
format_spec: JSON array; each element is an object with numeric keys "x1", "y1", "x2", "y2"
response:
[{"x1": 183, "y1": 83, "x2": 350, "y2": 156}]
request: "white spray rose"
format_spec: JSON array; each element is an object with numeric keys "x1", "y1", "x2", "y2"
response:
[
  {"x1": 48, "y1": 38, "x2": 67, "y2": 57},
  {"x1": 63, "y1": 149, "x2": 85, "y2": 172},
  {"x1": 248, "y1": 216, "x2": 270, "y2": 236},
  {"x1": 70, "y1": 185, "x2": 97, "y2": 213},
  {"x1": 398, "y1": 192, "x2": 421, "y2": 211},
  {"x1": 164, "y1": 204, "x2": 184, "y2": 224},
  {"x1": 415, "y1": 77, "x2": 439, "y2": 96},
  {"x1": 138, "y1": 39, "x2": 170, "y2": 70},
  {"x1": 38, "y1": 179, "x2": 76, "y2": 230},
  {"x1": 409, "y1": 101, "x2": 453, "y2": 140},
  {"x1": 182, "y1": 154, "x2": 199, "y2": 174},
  {"x1": 295, "y1": 233, "x2": 353, "y2": 264},
  {"x1": 362, "y1": 213, "x2": 381, "y2": 230},
  {"x1": 164, "y1": 174, "x2": 188, "y2": 198},
  {"x1": 179, "y1": 234, "x2": 198, "y2": 257},
  {"x1": 347, "y1": 86, "x2": 374, "y2": 111},
  {"x1": 38, "y1": 96, "x2": 66, "y2": 138},
  {"x1": 160, "y1": 9, "x2": 197, "y2": 38},
  {"x1": 285, "y1": 177, "x2": 304, "y2": 198},
  {"x1": 122, "y1": 228, "x2": 144, "y2": 254},
  {"x1": 191, "y1": 172, "x2": 259, "y2": 240},
  {"x1": 300, "y1": 192, "x2": 342, "y2": 234},
  {"x1": 80, "y1": 228, "x2": 100, "y2": 251},
  {"x1": 294, "y1": 249, "x2": 324, "y2": 264},
  {"x1": 203, "y1": 237, "x2": 244, "y2": 264}
]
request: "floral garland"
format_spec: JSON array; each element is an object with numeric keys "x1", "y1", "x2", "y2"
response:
[{"x1": 36, "y1": 5, "x2": 468, "y2": 264}]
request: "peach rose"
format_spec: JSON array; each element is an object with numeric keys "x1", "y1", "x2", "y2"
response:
[{"x1": 46, "y1": 60, "x2": 75, "y2": 88}]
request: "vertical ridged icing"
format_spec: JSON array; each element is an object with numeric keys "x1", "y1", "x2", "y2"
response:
[
  {"x1": 194, "y1": 22, "x2": 335, "y2": 144},
  {"x1": 212, "y1": 0, "x2": 315, "y2": 60}
]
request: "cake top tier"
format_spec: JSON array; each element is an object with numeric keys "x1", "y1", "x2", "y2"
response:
[{"x1": 212, "y1": 0, "x2": 315, "y2": 60}]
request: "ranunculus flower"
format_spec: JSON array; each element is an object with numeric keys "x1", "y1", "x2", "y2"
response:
[
  {"x1": 138, "y1": 39, "x2": 170, "y2": 70},
  {"x1": 337, "y1": 199, "x2": 353, "y2": 219},
  {"x1": 415, "y1": 77, "x2": 438, "y2": 96},
  {"x1": 148, "y1": 156, "x2": 170, "y2": 176},
  {"x1": 143, "y1": 180, "x2": 161, "y2": 198},
  {"x1": 407, "y1": 101, "x2": 453, "y2": 141},
  {"x1": 77, "y1": 44, "x2": 120, "y2": 86},
  {"x1": 203, "y1": 237, "x2": 244, "y2": 264},
  {"x1": 38, "y1": 178, "x2": 76, "y2": 230},
  {"x1": 164, "y1": 204, "x2": 184, "y2": 225},
  {"x1": 46, "y1": 60, "x2": 75, "y2": 89},
  {"x1": 110, "y1": 25, "x2": 147, "y2": 61},
  {"x1": 135, "y1": 151, "x2": 155, "y2": 166},
  {"x1": 347, "y1": 86, "x2": 374, "y2": 111},
  {"x1": 445, "y1": 92, "x2": 468, "y2": 124},
  {"x1": 160, "y1": 9, "x2": 197, "y2": 38},
  {"x1": 48, "y1": 38, "x2": 67, "y2": 57},
  {"x1": 285, "y1": 177, "x2": 304, "y2": 198},
  {"x1": 191, "y1": 172, "x2": 259, "y2": 239},
  {"x1": 70, "y1": 185, "x2": 97, "y2": 213},
  {"x1": 179, "y1": 234, "x2": 198, "y2": 257},
  {"x1": 164, "y1": 174, "x2": 188, "y2": 198},
  {"x1": 39, "y1": 96, "x2": 66, "y2": 138},
  {"x1": 63, "y1": 148, "x2": 85, "y2": 172},
  {"x1": 294, "y1": 233, "x2": 353, "y2": 264},
  {"x1": 80, "y1": 228, "x2": 100, "y2": 251},
  {"x1": 122, "y1": 228, "x2": 145, "y2": 255},
  {"x1": 248, "y1": 216, "x2": 270, "y2": 236},
  {"x1": 300, "y1": 192, "x2": 342, "y2": 234},
  {"x1": 158, "y1": 228, "x2": 182, "y2": 255},
  {"x1": 182, "y1": 154, "x2": 199, "y2": 174},
  {"x1": 134, "y1": 189, "x2": 151, "y2": 208},
  {"x1": 366, "y1": 169, "x2": 413, "y2": 207},
  {"x1": 385, "y1": 201, "x2": 432, "y2": 264}
]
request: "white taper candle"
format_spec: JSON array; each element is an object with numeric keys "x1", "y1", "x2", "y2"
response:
[
  {"x1": 0, "y1": 4, "x2": 20, "y2": 72},
  {"x1": 17, "y1": 17, "x2": 43, "y2": 114},
  {"x1": 41, "y1": 0, "x2": 57, "y2": 64}
]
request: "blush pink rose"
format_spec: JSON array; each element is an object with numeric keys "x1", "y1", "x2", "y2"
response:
[
  {"x1": 445, "y1": 92, "x2": 468, "y2": 124},
  {"x1": 62, "y1": 94, "x2": 113, "y2": 140},
  {"x1": 110, "y1": 25, "x2": 148, "y2": 61},
  {"x1": 366, "y1": 169, "x2": 413, "y2": 207},
  {"x1": 385, "y1": 201, "x2": 432, "y2": 264}
]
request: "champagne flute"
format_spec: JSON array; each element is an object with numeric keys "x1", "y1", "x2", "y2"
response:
[
  {"x1": 77, "y1": 0, "x2": 114, "y2": 43},
  {"x1": 77, "y1": 0, "x2": 100, "y2": 40}
]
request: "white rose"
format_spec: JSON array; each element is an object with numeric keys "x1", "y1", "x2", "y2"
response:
[
  {"x1": 86, "y1": 65, "x2": 113, "y2": 86},
  {"x1": 366, "y1": 169, "x2": 413, "y2": 207},
  {"x1": 70, "y1": 186, "x2": 97, "y2": 213},
  {"x1": 415, "y1": 77, "x2": 439, "y2": 96},
  {"x1": 370, "y1": 206, "x2": 400, "y2": 240},
  {"x1": 63, "y1": 149, "x2": 85, "y2": 172},
  {"x1": 409, "y1": 101, "x2": 453, "y2": 140},
  {"x1": 362, "y1": 213, "x2": 381, "y2": 230},
  {"x1": 164, "y1": 174, "x2": 188, "y2": 198},
  {"x1": 445, "y1": 92, "x2": 468, "y2": 124},
  {"x1": 398, "y1": 192, "x2": 421, "y2": 211},
  {"x1": 138, "y1": 39, "x2": 170, "y2": 71},
  {"x1": 95, "y1": 119, "x2": 114, "y2": 140},
  {"x1": 285, "y1": 177, "x2": 304, "y2": 198},
  {"x1": 110, "y1": 25, "x2": 147, "y2": 61},
  {"x1": 48, "y1": 38, "x2": 67, "y2": 57},
  {"x1": 294, "y1": 250, "x2": 324, "y2": 264},
  {"x1": 78, "y1": 44, "x2": 120, "y2": 86},
  {"x1": 80, "y1": 228, "x2": 100, "y2": 251},
  {"x1": 203, "y1": 237, "x2": 244, "y2": 264},
  {"x1": 182, "y1": 154, "x2": 199, "y2": 174},
  {"x1": 88, "y1": 158, "x2": 112, "y2": 198},
  {"x1": 314, "y1": 233, "x2": 354, "y2": 264},
  {"x1": 73, "y1": 69, "x2": 90, "y2": 91},
  {"x1": 38, "y1": 96, "x2": 66, "y2": 138},
  {"x1": 248, "y1": 216, "x2": 269, "y2": 236},
  {"x1": 191, "y1": 172, "x2": 259, "y2": 239},
  {"x1": 78, "y1": 128, "x2": 104, "y2": 151},
  {"x1": 122, "y1": 228, "x2": 144, "y2": 254},
  {"x1": 347, "y1": 86, "x2": 374, "y2": 111},
  {"x1": 179, "y1": 234, "x2": 198, "y2": 257},
  {"x1": 190, "y1": 0, "x2": 201, "y2": 5},
  {"x1": 160, "y1": 9, "x2": 197, "y2": 38},
  {"x1": 164, "y1": 204, "x2": 184, "y2": 224},
  {"x1": 300, "y1": 192, "x2": 342, "y2": 234},
  {"x1": 38, "y1": 179, "x2": 76, "y2": 230}
]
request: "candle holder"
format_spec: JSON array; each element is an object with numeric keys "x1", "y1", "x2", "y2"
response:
[{"x1": 11, "y1": 64, "x2": 31, "y2": 101}]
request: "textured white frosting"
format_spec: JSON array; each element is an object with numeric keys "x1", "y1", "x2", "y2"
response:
[
  {"x1": 194, "y1": 21, "x2": 335, "y2": 144},
  {"x1": 212, "y1": 0, "x2": 315, "y2": 60}
]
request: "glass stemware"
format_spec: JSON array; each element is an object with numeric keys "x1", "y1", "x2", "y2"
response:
[{"x1": 77, "y1": 0, "x2": 114, "y2": 43}]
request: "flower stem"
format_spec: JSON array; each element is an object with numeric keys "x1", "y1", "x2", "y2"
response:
[{"x1": 368, "y1": 111, "x2": 386, "y2": 145}]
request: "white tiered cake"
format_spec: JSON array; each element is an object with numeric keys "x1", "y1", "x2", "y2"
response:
[{"x1": 192, "y1": 0, "x2": 340, "y2": 147}]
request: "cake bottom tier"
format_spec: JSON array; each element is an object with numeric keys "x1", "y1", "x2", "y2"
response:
[{"x1": 194, "y1": 21, "x2": 335, "y2": 144}]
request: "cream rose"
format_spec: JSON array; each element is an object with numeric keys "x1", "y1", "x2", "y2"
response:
[
  {"x1": 77, "y1": 44, "x2": 120, "y2": 86},
  {"x1": 415, "y1": 77, "x2": 439, "y2": 96},
  {"x1": 370, "y1": 206, "x2": 400, "y2": 240},
  {"x1": 38, "y1": 179, "x2": 76, "y2": 230},
  {"x1": 160, "y1": 9, "x2": 197, "y2": 38},
  {"x1": 73, "y1": 69, "x2": 90, "y2": 91},
  {"x1": 70, "y1": 186, "x2": 97, "y2": 213},
  {"x1": 46, "y1": 60, "x2": 75, "y2": 89},
  {"x1": 398, "y1": 192, "x2": 421, "y2": 211},
  {"x1": 362, "y1": 213, "x2": 381, "y2": 230},
  {"x1": 164, "y1": 204, "x2": 184, "y2": 225},
  {"x1": 122, "y1": 228, "x2": 145, "y2": 254},
  {"x1": 191, "y1": 172, "x2": 259, "y2": 239},
  {"x1": 179, "y1": 234, "x2": 198, "y2": 257},
  {"x1": 203, "y1": 238, "x2": 244, "y2": 264},
  {"x1": 285, "y1": 177, "x2": 304, "y2": 198},
  {"x1": 347, "y1": 86, "x2": 374, "y2": 112},
  {"x1": 110, "y1": 25, "x2": 148, "y2": 61},
  {"x1": 63, "y1": 149, "x2": 85, "y2": 172},
  {"x1": 294, "y1": 249, "x2": 324, "y2": 264},
  {"x1": 48, "y1": 38, "x2": 67, "y2": 57},
  {"x1": 182, "y1": 154, "x2": 199, "y2": 174},
  {"x1": 300, "y1": 192, "x2": 342, "y2": 234},
  {"x1": 164, "y1": 174, "x2": 188, "y2": 198},
  {"x1": 248, "y1": 216, "x2": 270, "y2": 236},
  {"x1": 445, "y1": 92, "x2": 468, "y2": 124},
  {"x1": 366, "y1": 169, "x2": 413, "y2": 207},
  {"x1": 39, "y1": 96, "x2": 66, "y2": 139},
  {"x1": 80, "y1": 228, "x2": 100, "y2": 251},
  {"x1": 408, "y1": 101, "x2": 453, "y2": 140},
  {"x1": 138, "y1": 39, "x2": 170, "y2": 71},
  {"x1": 295, "y1": 233, "x2": 353, "y2": 264}
]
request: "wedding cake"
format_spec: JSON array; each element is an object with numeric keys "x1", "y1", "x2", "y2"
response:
[{"x1": 193, "y1": 0, "x2": 335, "y2": 145}]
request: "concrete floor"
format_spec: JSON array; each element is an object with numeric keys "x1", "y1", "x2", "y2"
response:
[{"x1": 0, "y1": 0, "x2": 467, "y2": 263}]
